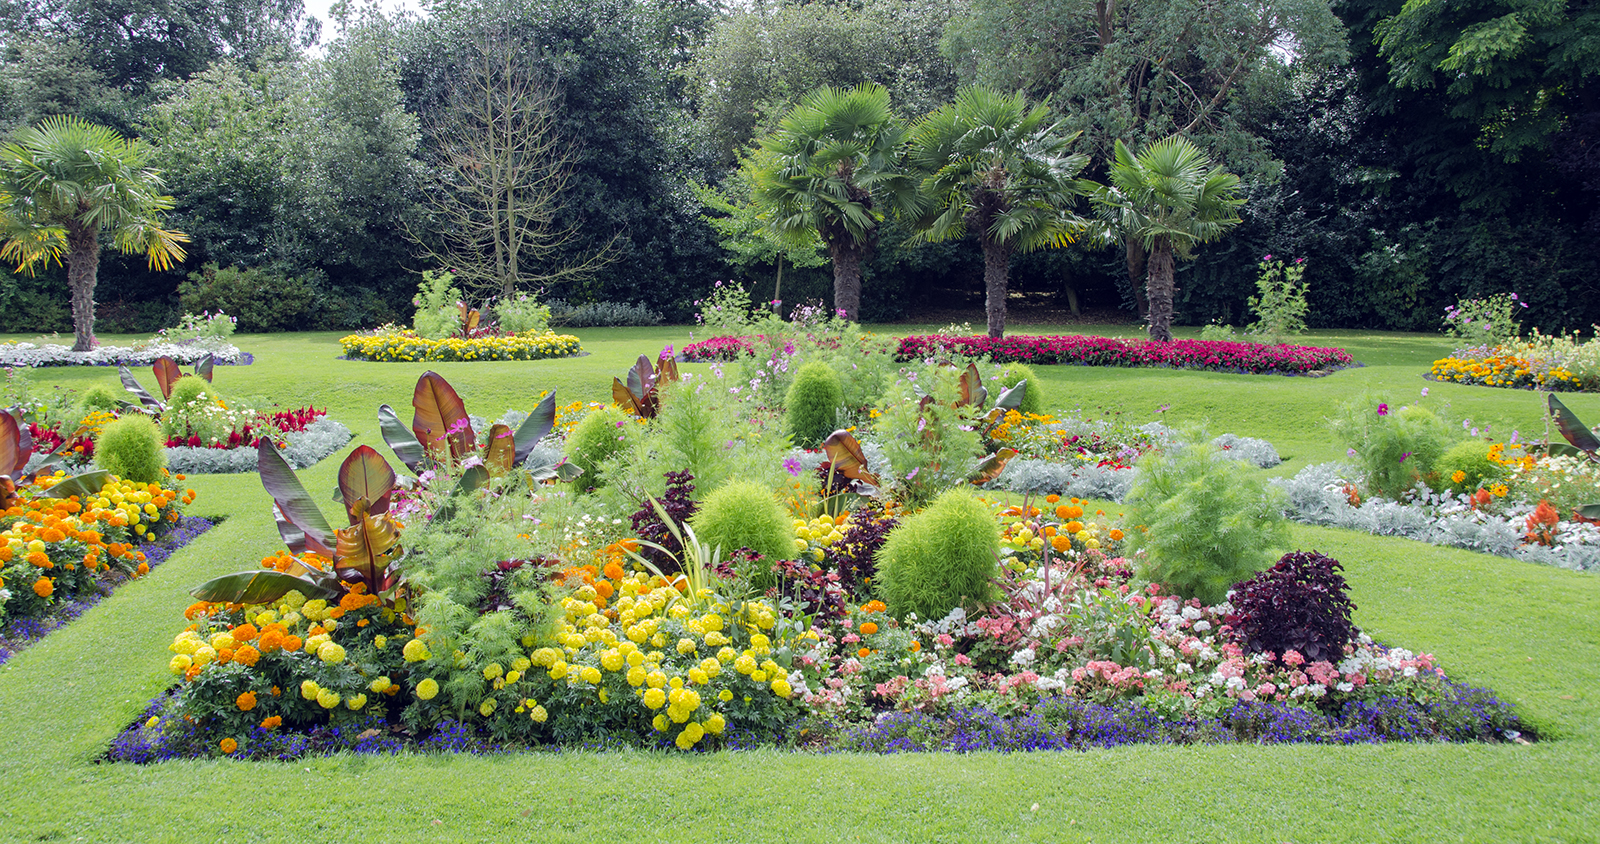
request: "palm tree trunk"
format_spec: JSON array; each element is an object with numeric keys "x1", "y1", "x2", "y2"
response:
[
  {"x1": 830, "y1": 241, "x2": 862, "y2": 322},
  {"x1": 1146, "y1": 236, "x2": 1175, "y2": 342},
  {"x1": 1125, "y1": 240, "x2": 1148, "y2": 318},
  {"x1": 983, "y1": 236, "x2": 1012, "y2": 338},
  {"x1": 66, "y1": 223, "x2": 100, "y2": 352}
]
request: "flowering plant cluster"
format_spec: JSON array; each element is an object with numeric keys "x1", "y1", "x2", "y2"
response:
[
  {"x1": 1429, "y1": 350, "x2": 1583, "y2": 391},
  {"x1": 894, "y1": 334, "x2": 1354, "y2": 375},
  {"x1": 681, "y1": 335, "x2": 756, "y2": 362},
  {"x1": 1442, "y1": 292, "x2": 1527, "y2": 348},
  {"x1": 338, "y1": 329, "x2": 582, "y2": 363},
  {"x1": 0, "y1": 340, "x2": 249, "y2": 368},
  {"x1": 0, "y1": 471, "x2": 194, "y2": 627}
]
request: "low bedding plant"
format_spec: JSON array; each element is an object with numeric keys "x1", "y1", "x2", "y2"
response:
[
  {"x1": 338, "y1": 271, "x2": 582, "y2": 363},
  {"x1": 108, "y1": 336, "x2": 1525, "y2": 760},
  {"x1": 1427, "y1": 293, "x2": 1600, "y2": 392},
  {"x1": 0, "y1": 311, "x2": 250, "y2": 367},
  {"x1": 11, "y1": 358, "x2": 349, "y2": 475}
]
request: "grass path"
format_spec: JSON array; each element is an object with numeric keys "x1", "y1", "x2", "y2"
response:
[{"x1": 0, "y1": 325, "x2": 1596, "y2": 842}]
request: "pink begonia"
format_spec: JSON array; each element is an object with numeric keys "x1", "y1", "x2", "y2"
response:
[
  {"x1": 952, "y1": 653, "x2": 973, "y2": 667},
  {"x1": 1281, "y1": 649, "x2": 1305, "y2": 667},
  {"x1": 1256, "y1": 682, "x2": 1278, "y2": 698}
]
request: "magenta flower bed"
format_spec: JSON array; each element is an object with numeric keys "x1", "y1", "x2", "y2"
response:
[
  {"x1": 682, "y1": 335, "x2": 757, "y2": 362},
  {"x1": 894, "y1": 334, "x2": 1355, "y2": 375}
]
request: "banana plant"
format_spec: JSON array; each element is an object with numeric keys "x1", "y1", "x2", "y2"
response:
[
  {"x1": 1546, "y1": 394, "x2": 1600, "y2": 519},
  {"x1": 118, "y1": 354, "x2": 214, "y2": 412},
  {"x1": 0, "y1": 407, "x2": 102, "y2": 508},
  {"x1": 612, "y1": 352, "x2": 680, "y2": 419},
  {"x1": 190, "y1": 440, "x2": 404, "y2": 606},
  {"x1": 377, "y1": 370, "x2": 580, "y2": 483}
]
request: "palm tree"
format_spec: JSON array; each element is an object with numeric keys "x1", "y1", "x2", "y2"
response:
[
  {"x1": 1083, "y1": 136, "x2": 1242, "y2": 343},
  {"x1": 908, "y1": 87, "x2": 1088, "y2": 338},
  {"x1": 746, "y1": 84, "x2": 917, "y2": 321},
  {"x1": 0, "y1": 116, "x2": 189, "y2": 351}
]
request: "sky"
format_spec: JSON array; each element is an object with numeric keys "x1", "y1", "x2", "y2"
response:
[{"x1": 301, "y1": 0, "x2": 429, "y2": 50}]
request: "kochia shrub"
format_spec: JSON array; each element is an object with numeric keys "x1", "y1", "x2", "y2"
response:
[
  {"x1": 77, "y1": 385, "x2": 122, "y2": 414},
  {"x1": 1124, "y1": 434, "x2": 1289, "y2": 605},
  {"x1": 875, "y1": 488, "x2": 1000, "y2": 621},
  {"x1": 785, "y1": 361, "x2": 843, "y2": 449},
  {"x1": 1433, "y1": 439, "x2": 1505, "y2": 496},
  {"x1": 167, "y1": 375, "x2": 218, "y2": 409},
  {"x1": 1227, "y1": 550, "x2": 1359, "y2": 663},
  {"x1": 95, "y1": 414, "x2": 167, "y2": 483},
  {"x1": 992, "y1": 362, "x2": 1044, "y2": 415},
  {"x1": 565, "y1": 406, "x2": 632, "y2": 487},
  {"x1": 689, "y1": 480, "x2": 793, "y2": 585}
]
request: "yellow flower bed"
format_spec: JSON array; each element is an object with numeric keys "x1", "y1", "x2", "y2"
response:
[
  {"x1": 339, "y1": 331, "x2": 583, "y2": 363},
  {"x1": 1428, "y1": 352, "x2": 1582, "y2": 391}
]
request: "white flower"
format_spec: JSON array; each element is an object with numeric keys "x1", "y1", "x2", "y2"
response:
[
  {"x1": 1181, "y1": 606, "x2": 1203, "y2": 621},
  {"x1": 1192, "y1": 620, "x2": 1212, "y2": 632},
  {"x1": 1336, "y1": 682, "x2": 1354, "y2": 692},
  {"x1": 1010, "y1": 647, "x2": 1036, "y2": 668}
]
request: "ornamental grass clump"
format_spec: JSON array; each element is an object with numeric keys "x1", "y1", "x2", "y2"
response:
[
  {"x1": 689, "y1": 480, "x2": 794, "y2": 586},
  {"x1": 94, "y1": 414, "x2": 167, "y2": 483},
  {"x1": 1123, "y1": 434, "x2": 1289, "y2": 605},
  {"x1": 875, "y1": 488, "x2": 1000, "y2": 621},
  {"x1": 1227, "y1": 550, "x2": 1359, "y2": 663},
  {"x1": 785, "y1": 361, "x2": 844, "y2": 449}
]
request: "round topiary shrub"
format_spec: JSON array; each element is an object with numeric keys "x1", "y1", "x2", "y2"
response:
[
  {"x1": 993, "y1": 362, "x2": 1044, "y2": 416},
  {"x1": 1226, "y1": 550, "x2": 1359, "y2": 663},
  {"x1": 95, "y1": 414, "x2": 167, "y2": 483},
  {"x1": 785, "y1": 361, "x2": 843, "y2": 449},
  {"x1": 1433, "y1": 439, "x2": 1505, "y2": 495},
  {"x1": 167, "y1": 375, "x2": 219, "y2": 408},
  {"x1": 1123, "y1": 434, "x2": 1289, "y2": 605},
  {"x1": 689, "y1": 479, "x2": 793, "y2": 586},
  {"x1": 565, "y1": 405, "x2": 633, "y2": 487},
  {"x1": 875, "y1": 488, "x2": 1000, "y2": 621},
  {"x1": 77, "y1": 385, "x2": 122, "y2": 414}
]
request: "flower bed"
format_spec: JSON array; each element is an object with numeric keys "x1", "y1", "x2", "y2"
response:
[
  {"x1": 0, "y1": 515, "x2": 212, "y2": 667},
  {"x1": 681, "y1": 335, "x2": 756, "y2": 362},
  {"x1": 164, "y1": 417, "x2": 352, "y2": 474},
  {"x1": 0, "y1": 340, "x2": 250, "y2": 367},
  {"x1": 338, "y1": 330, "x2": 583, "y2": 362},
  {"x1": 894, "y1": 334, "x2": 1355, "y2": 375},
  {"x1": 1429, "y1": 349, "x2": 1586, "y2": 391},
  {"x1": 0, "y1": 470, "x2": 197, "y2": 639}
]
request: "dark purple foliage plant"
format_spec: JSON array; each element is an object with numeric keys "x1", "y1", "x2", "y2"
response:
[{"x1": 1227, "y1": 550, "x2": 1359, "y2": 663}]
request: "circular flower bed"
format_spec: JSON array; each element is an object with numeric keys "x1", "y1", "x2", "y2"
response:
[{"x1": 339, "y1": 330, "x2": 583, "y2": 362}]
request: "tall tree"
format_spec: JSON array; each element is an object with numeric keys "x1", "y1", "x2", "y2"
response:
[
  {"x1": 907, "y1": 86, "x2": 1088, "y2": 338},
  {"x1": 410, "y1": 28, "x2": 612, "y2": 301},
  {"x1": 0, "y1": 116, "x2": 188, "y2": 350},
  {"x1": 746, "y1": 83, "x2": 917, "y2": 321},
  {"x1": 1084, "y1": 136, "x2": 1242, "y2": 342}
]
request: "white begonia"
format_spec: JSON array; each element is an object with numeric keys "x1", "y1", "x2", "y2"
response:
[
  {"x1": 1010, "y1": 647, "x2": 1036, "y2": 668},
  {"x1": 1181, "y1": 606, "x2": 1203, "y2": 621},
  {"x1": 1193, "y1": 620, "x2": 1212, "y2": 633}
]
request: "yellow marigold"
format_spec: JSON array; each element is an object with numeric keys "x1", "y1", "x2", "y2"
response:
[{"x1": 415, "y1": 677, "x2": 440, "y2": 700}]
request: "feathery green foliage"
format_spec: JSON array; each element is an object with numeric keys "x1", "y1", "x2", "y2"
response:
[
  {"x1": 1124, "y1": 433, "x2": 1290, "y2": 604},
  {"x1": 785, "y1": 361, "x2": 844, "y2": 449},
  {"x1": 93, "y1": 413, "x2": 166, "y2": 483},
  {"x1": 1435, "y1": 439, "x2": 1506, "y2": 497},
  {"x1": 565, "y1": 405, "x2": 632, "y2": 487},
  {"x1": 689, "y1": 479, "x2": 793, "y2": 585},
  {"x1": 1329, "y1": 397, "x2": 1456, "y2": 501},
  {"x1": 992, "y1": 362, "x2": 1044, "y2": 415},
  {"x1": 876, "y1": 487, "x2": 1000, "y2": 621}
]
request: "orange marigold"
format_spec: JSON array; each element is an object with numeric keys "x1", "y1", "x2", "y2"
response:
[
  {"x1": 39, "y1": 527, "x2": 65, "y2": 543},
  {"x1": 1109, "y1": 529, "x2": 1124, "y2": 541},
  {"x1": 857, "y1": 647, "x2": 871, "y2": 658},
  {"x1": 136, "y1": 562, "x2": 149, "y2": 575},
  {"x1": 236, "y1": 691, "x2": 257, "y2": 712},
  {"x1": 1065, "y1": 521, "x2": 1084, "y2": 534},
  {"x1": 602, "y1": 561, "x2": 626, "y2": 581},
  {"x1": 260, "y1": 716, "x2": 282, "y2": 730},
  {"x1": 32, "y1": 577, "x2": 52, "y2": 597},
  {"x1": 234, "y1": 645, "x2": 261, "y2": 667},
  {"x1": 25, "y1": 551, "x2": 49, "y2": 567},
  {"x1": 282, "y1": 635, "x2": 303, "y2": 652},
  {"x1": 219, "y1": 737, "x2": 238, "y2": 754},
  {"x1": 231, "y1": 623, "x2": 259, "y2": 641},
  {"x1": 862, "y1": 600, "x2": 887, "y2": 614},
  {"x1": 859, "y1": 622, "x2": 879, "y2": 635}
]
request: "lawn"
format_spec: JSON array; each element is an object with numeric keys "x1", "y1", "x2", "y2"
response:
[{"x1": 0, "y1": 324, "x2": 1596, "y2": 843}]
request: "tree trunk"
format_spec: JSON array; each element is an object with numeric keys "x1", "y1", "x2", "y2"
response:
[
  {"x1": 66, "y1": 223, "x2": 100, "y2": 352},
  {"x1": 1125, "y1": 239, "x2": 1148, "y2": 318},
  {"x1": 830, "y1": 241, "x2": 862, "y2": 321},
  {"x1": 983, "y1": 236, "x2": 1012, "y2": 338},
  {"x1": 1146, "y1": 236, "x2": 1175, "y2": 343}
]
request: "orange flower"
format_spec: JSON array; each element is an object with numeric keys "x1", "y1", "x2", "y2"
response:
[
  {"x1": 857, "y1": 647, "x2": 871, "y2": 658},
  {"x1": 257, "y1": 629, "x2": 285, "y2": 654},
  {"x1": 231, "y1": 623, "x2": 259, "y2": 641},
  {"x1": 1109, "y1": 529, "x2": 1124, "y2": 541},
  {"x1": 184, "y1": 665, "x2": 203, "y2": 681},
  {"x1": 862, "y1": 600, "x2": 887, "y2": 614},
  {"x1": 602, "y1": 561, "x2": 626, "y2": 581},
  {"x1": 136, "y1": 562, "x2": 149, "y2": 575},
  {"x1": 859, "y1": 622, "x2": 879, "y2": 635},
  {"x1": 260, "y1": 716, "x2": 282, "y2": 730},
  {"x1": 1045, "y1": 494, "x2": 1060, "y2": 504},
  {"x1": 282, "y1": 636, "x2": 302, "y2": 652},
  {"x1": 595, "y1": 580, "x2": 615, "y2": 600},
  {"x1": 234, "y1": 645, "x2": 260, "y2": 667},
  {"x1": 1055, "y1": 504, "x2": 1083, "y2": 520},
  {"x1": 219, "y1": 737, "x2": 238, "y2": 754},
  {"x1": 910, "y1": 640, "x2": 921, "y2": 652},
  {"x1": 1065, "y1": 521, "x2": 1084, "y2": 534},
  {"x1": 236, "y1": 691, "x2": 257, "y2": 712},
  {"x1": 32, "y1": 577, "x2": 52, "y2": 597},
  {"x1": 216, "y1": 648, "x2": 234, "y2": 665},
  {"x1": 1050, "y1": 535, "x2": 1071, "y2": 553},
  {"x1": 25, "y1": 551, "x2": 49, "y2": 567},
  {"x1": 39, "y1": 527, "x2": 65, "y2": 543}
]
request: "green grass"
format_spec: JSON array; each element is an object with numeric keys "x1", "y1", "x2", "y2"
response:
[{"x1": 1, "y1": 325, "x2": 1597, "y2": 843}]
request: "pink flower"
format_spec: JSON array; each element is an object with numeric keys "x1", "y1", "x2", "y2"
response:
[
  {"x1": 1281, "y1": 649, "x2": 1305, "y2": 667},
  {"x1": 1377, "y1": 403, "x2": 1389, "y2": 416}
]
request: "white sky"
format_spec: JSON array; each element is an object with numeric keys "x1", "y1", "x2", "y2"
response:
[{"x1": 301, "y1": 0, "x2": 429, "y2": 50}]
